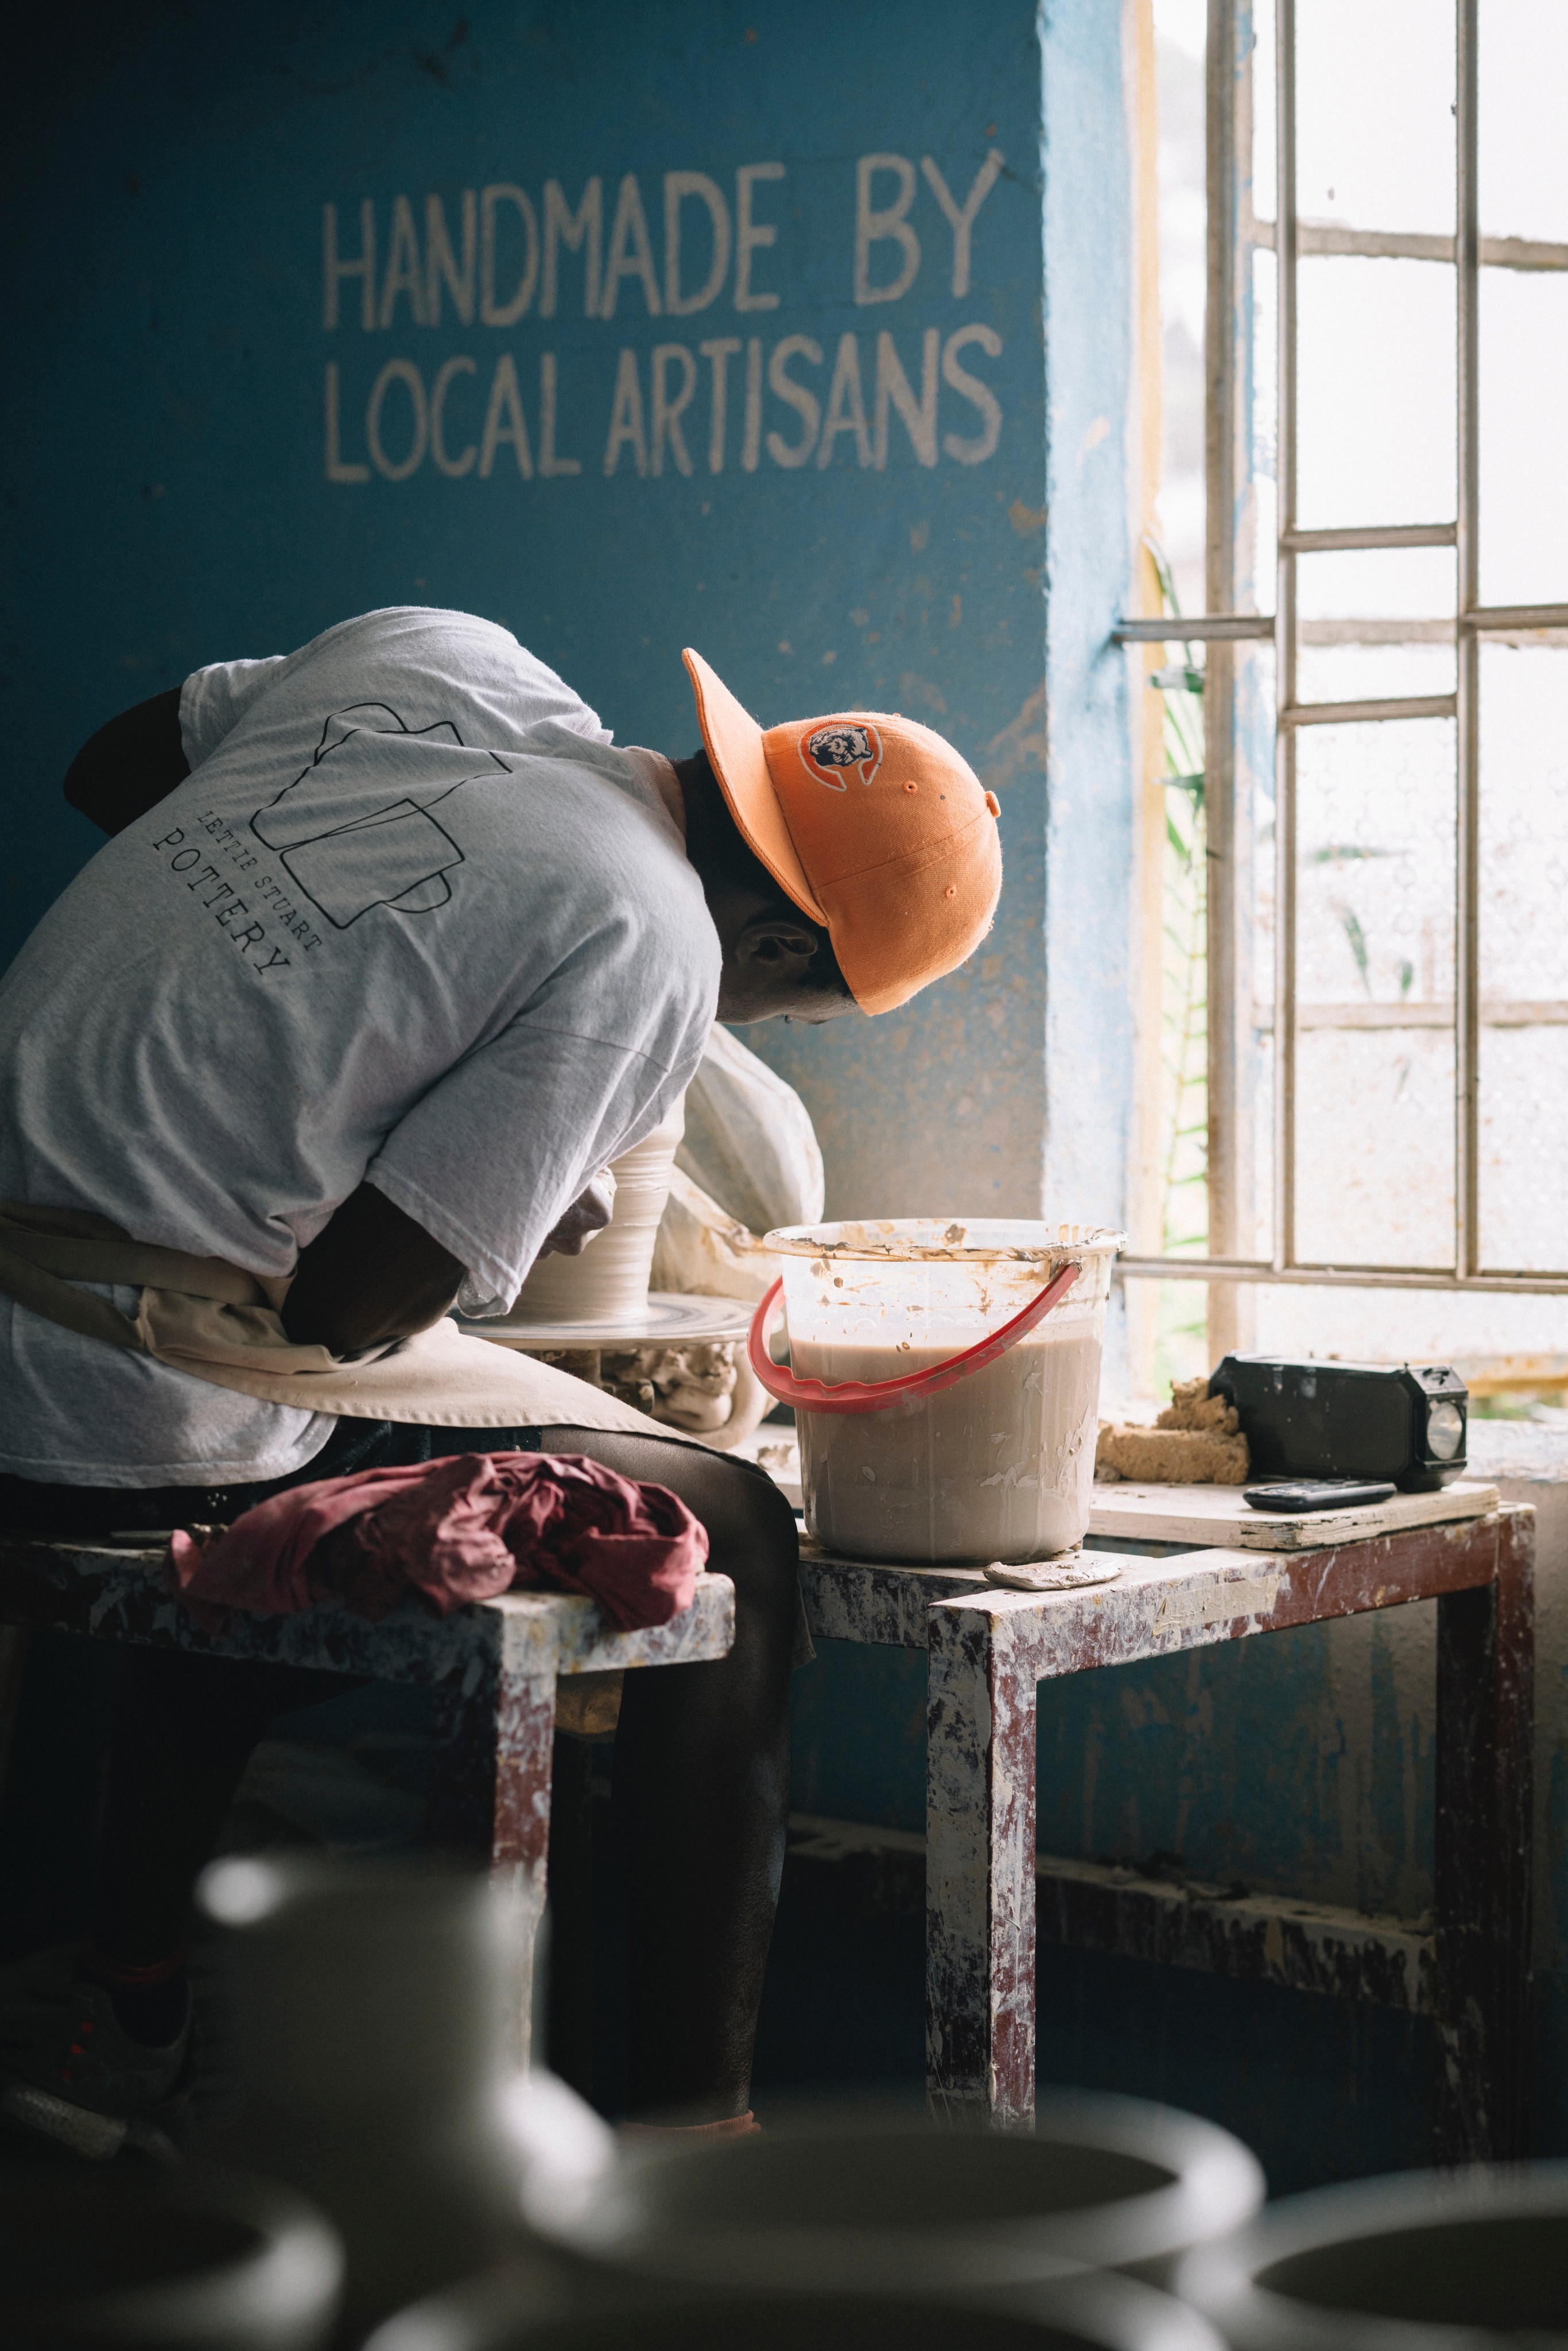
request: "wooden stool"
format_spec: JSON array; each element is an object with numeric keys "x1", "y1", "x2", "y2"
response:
[
  {"x1": 0, "y1": 1535, "x2": 734, "y2": 2063},
  {"x1": 799, "y1": 1480, "x2": 1534, "y2": 2159}
]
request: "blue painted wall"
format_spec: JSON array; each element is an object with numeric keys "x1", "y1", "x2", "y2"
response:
[{"x1": 4, "y1": 0, "x2": 1086, "y2": 1227}]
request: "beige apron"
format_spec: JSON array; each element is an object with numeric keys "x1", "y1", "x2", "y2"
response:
[
  {"x1": 0, "y1": 1202, "x2": 707, "y2": 1444},
  {"x1": 0, "y1": 1203, "x2": 735, "y2": 1736}
]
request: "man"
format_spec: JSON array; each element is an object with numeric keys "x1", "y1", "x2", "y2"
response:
[{"x1": 0, "y1": 606, "x2": 1002, "y2": 2152}]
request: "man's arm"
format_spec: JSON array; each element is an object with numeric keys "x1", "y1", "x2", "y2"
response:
[
  {"x1": 281, "y1": 1176, "x2": 620, "y2": 1354},
  {"x1": 65, "y1": 687, "x2": 190, "y2": 835},
  {"x1": 282, "y1": 1183, "x2": 465, "y2": 1355}
]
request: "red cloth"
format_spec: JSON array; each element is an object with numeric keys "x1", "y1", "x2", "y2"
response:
[{"x1": 165, "y1": 1451, "x2": 708, "y2": 1634}]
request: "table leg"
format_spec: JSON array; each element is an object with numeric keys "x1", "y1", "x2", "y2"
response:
[
  {"x1": 926, "y1": 1603, "x2": 1038, "y2": 2132},
  {"x1": 429, "y1": 1651, "x2": 558, "y2": 2069},
  {"x1": 1434, "y1": 1507, "x2": 1535, "y2": 2162},
  {"x1": 545, "y1": 1732, "x2": 596, "y2": 2097}
]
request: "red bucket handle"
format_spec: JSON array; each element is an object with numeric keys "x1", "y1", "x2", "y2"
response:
[{"x1": 747, "y1": 1260, "x2": 1080, "y2": 1418}]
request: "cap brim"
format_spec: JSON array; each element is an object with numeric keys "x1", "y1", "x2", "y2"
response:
[{"x1": 682, "y1": 649, "x2": 827, "y2": 925}]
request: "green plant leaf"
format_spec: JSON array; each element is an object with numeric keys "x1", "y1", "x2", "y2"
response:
[{"x1": 1332, "y1": 899, "x2": 1372, "y2": 993}]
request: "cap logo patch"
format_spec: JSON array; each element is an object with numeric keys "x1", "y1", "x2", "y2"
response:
[{"x1": 801, "y1": 721, "x2": 883, "y2": 791}]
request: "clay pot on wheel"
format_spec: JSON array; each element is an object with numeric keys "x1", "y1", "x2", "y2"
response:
[{"x1": 512, "y1": 1105, "x2": 685, "y2": 1326}]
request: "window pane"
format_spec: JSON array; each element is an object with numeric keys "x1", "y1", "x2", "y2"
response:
[
  {"x1": 1253, "y1": 2, "x2": 1277, "y2": 227},
  {"x1": 1296, "y1": 550, "x2": 1455, "y2": 698},
  {"x1": 1297, "y1": 641, "x2": 1457, "y2": 706},
  {"x1": 1294, "y1": 1027, "x2": 1456, "y2": 1269},
  {"x1": 1479, "y1": 268, "x2": 1568, "y2": 610},
  {"x1": 1480, "y1": 0, "x2": 1568, "y2": 244},
  {"x1": 1478, "y1": 643, "x2": 1568, "y2": 999},
  {"x1": 1249, "y1": 246, "x2": 1278, "y2": 611},
  {"x1": 1478, "y1": 643, "x2": 1568, "y2": 1273},
  {"x1": 1239, "y1": 641, "x2": 1278, "y2": 1264},
  {"x1": 1296, "y1": 0, "x2": 1456, "y2": 238},
  {"x1": 1154, "y1": 0, "x2": 1208, "y2": 618},
  {"x1": 1293, "y1": 719, "x2": 1456, "y2": 1268},
  {"x1": 1252, "y1": 1279, "x2": 1568, "y2": 1371},
  {"x1": 1296, "y1": 259, "x2": 1456, "y2": 530},
  {"x1": 1297, "y1": 545, "x2": 1456, "y2": 621},
  {"x1": 1478, "y1": 1030, "x2": 1568, "y2": 1274}
]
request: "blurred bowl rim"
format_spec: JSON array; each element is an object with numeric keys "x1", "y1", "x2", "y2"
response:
[
  {"x1": 0, "y1": 2163, "x2": 344, "y2": 2347},
  {"x1": 530, "y1": 2093, "x2": 1264, "y2": 2288},
  {"x1": 1175, "y1": 2159, "x2": 1568, "y2": 2351},
  {"x1": 367, "y1": 2260, "x2": 1229, "y2": 2351}
]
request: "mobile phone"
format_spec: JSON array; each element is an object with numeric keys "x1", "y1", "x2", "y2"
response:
[{"x1": 1244, "y1": 1479, "x2": 1398, "y2": 1512}]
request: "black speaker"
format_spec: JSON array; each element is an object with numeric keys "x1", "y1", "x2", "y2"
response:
[{"x1": 1209, "y1": 1355, "x2": 1468, "y2": 1492}]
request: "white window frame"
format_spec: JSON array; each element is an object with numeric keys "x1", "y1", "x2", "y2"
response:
[{"x1": 1117, "y1": 0, "x2": 1568, "y2": 1299}]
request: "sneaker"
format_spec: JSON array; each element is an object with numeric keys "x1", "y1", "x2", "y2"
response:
[{"x1": 0, "y1": 1976, "x2": 192, "y2": 2161}]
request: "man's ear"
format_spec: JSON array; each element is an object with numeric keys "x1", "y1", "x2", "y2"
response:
[{"x1": 731, "y1": 914, "x2": 823, "y2": 973}]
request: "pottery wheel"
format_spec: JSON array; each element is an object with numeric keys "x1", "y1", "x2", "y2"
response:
[
  {"x1": 456, "y1": 1291, "x2": 755, "y2": 1352},
  {"x1": 983, "y1": 1553, "x2": 1123, "y2": 1593}
]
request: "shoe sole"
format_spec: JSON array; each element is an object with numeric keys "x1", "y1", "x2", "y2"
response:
[{"x1": 0, "y1": 2080, "x2": 129, "y2": 2161}]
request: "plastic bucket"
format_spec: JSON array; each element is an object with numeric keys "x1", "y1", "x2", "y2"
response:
[
  {"x1": 1177, "y1": 2163, "x2": 1568, "y2": 2347},
  {"x1": 756, "y1": 1219, "x2": 1124, "y2": 1563}
]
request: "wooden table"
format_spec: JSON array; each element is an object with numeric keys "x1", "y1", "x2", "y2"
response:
[
  {"x1": 0, "y1": 1536, "x2": 734, "y2": 2062},
  {"x1": 798, "y1": 1481, "x2": 1534, "y2": 2159}
]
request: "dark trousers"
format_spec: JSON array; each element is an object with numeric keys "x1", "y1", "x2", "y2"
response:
[{"x1": 0, "y1": 1415, "x2": 800, "y2": 2120}]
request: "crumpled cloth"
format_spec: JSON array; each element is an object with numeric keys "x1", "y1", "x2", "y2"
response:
[{"x1": 166, "y1": 1451, "x2": 708, "y2": 1634}]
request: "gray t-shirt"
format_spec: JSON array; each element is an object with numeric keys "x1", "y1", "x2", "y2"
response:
[{"x1": 0, "y1": 607, "x2": 719, "y2": 1485}]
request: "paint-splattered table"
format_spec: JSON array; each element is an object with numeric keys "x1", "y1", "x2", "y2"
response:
[
  {"x1": 0, "y1": 1538, "x2": 734, "y2": 2063},
  {"x1": 798, "y1": 1481, "x2": 1533, "y2": 2158}
]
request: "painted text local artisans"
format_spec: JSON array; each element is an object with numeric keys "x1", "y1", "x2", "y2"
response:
[{"x1": 0, "y1": 608, "x2": 1000, "y2": 2151}]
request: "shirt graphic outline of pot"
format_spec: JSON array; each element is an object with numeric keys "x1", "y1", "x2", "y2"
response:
[{"x1": 250, "y1": 703, "x2": 511, "y2": 928}]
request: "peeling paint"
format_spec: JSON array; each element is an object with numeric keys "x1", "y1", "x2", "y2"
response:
[{"x1": 805, "y1": 1508, "x2": 1533, "y2": 2152}]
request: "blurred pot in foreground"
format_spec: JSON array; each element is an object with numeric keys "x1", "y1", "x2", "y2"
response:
[
  {"x1": 519, "y1": 2092, "x2": 1263, "y2": 2296},
  {"x1": 368, "y1": 2261, "x2": 1227, "y2": 2351},
  {"x1": 199, "y1": 1857, "x2": 532, "y2": 2340},
  {"x1": 0, "y1": 2163, "x2": 341, "y2": 2351},
  {"x1": 1178, "y1": 2161, "x2": 1568, "y2": 2348}
]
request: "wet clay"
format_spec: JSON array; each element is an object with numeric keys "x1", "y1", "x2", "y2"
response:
[
  {"x1": 794, "y1": 1322, "x2": 1105, "y2": 1564},
  {"x1": 510, "y1": 1107, "x2": 683, "y2": 1324}
]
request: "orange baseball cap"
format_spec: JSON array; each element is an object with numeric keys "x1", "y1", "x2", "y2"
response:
[{"x1": 681, "y1": 649, "x2": 1002, "y2": 1015}]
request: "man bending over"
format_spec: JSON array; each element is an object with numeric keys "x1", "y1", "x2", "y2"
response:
[{"x1": 0, "y1": 606, "x2": 1001, "y2": 2152}]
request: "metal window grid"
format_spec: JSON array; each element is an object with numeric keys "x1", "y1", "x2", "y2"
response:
[{"x1": 1116, "y1": 0, "x2": 1568, "y2": 1298}]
